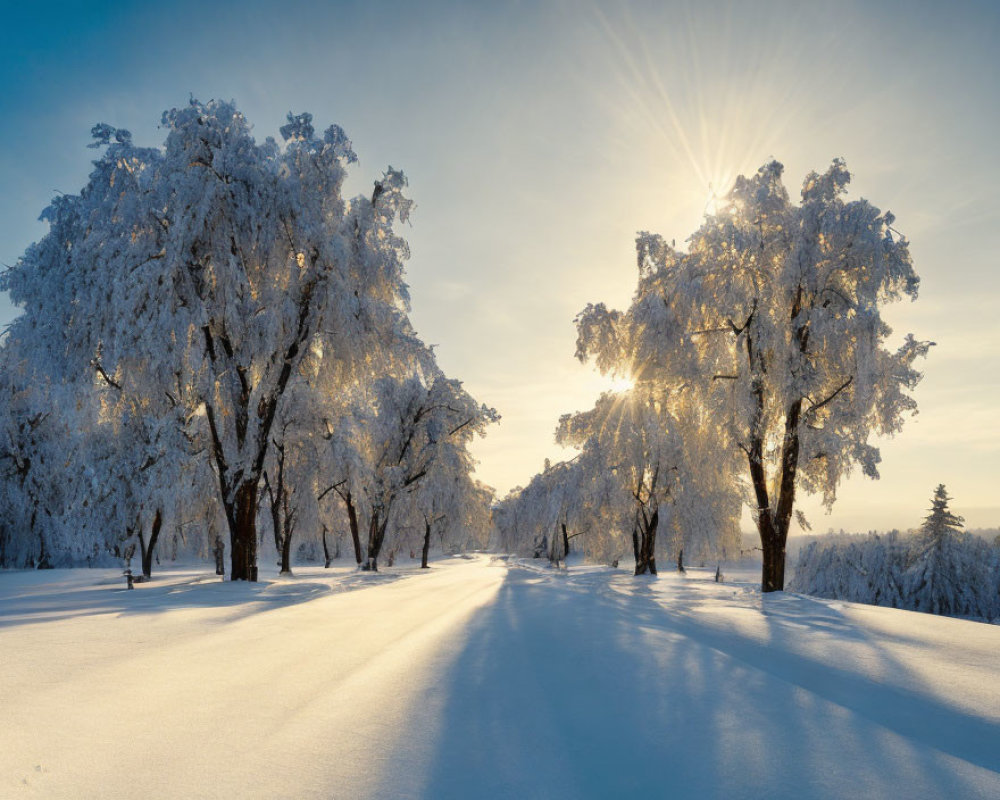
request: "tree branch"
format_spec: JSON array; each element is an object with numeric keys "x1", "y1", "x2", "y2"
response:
[
  {"x1": 805, "y1": 377, "x2": 853, "y2": 417},
  {"x1": 91, "y1": 359, "x2": 121, "y2": 391}
]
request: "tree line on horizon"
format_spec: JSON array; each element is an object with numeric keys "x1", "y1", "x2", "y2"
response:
[{"x1": 790, "y1": 485, "x2": 1000, "y2": 621}]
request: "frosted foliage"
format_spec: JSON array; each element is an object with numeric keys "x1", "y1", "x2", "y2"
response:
[
  {"x1": 358, "y1": 373, "x2": 498, "y2": 568},
  {"x1": 493, "y1": 386, "x2": 739, "y2": 567},
  {"x1": 557, "y1": 388, "x2": 740, "y2": 564},
  {"x1": 575, "y1": 160, "x2": 929, "y2": 589},
  {"x1": 7, "y1": 99, "x2": 402, "y2": 476},
  {"x1": 0, "y1": 100, "x2": 495, "y2": 573},
  {"x1": 492, "y1": 458, "x2": 597, "y2": 562},
  {"x1": 792, "y1": 488, "x2": 998, "y2": 621},
  {"x1": 791, "y1": 531, "x2": 1000, "y2": 623}
]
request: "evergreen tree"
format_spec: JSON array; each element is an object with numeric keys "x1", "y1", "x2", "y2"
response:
[
  {"x1": 919, "y1": 484, "x2": 965, "y2": 543},
  {"x1": 904, "y1": 484, "x2": 972, "y2": 617}
]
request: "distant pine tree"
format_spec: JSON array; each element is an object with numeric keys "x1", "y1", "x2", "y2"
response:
[
  {"x1": 791, "y1": 489, "x2": 999, "y2": 621},
  {"x1": 904, "y1": 485, "x2": 969, "y2": 616},
  {"x1": 919, "y1": 484, "x2": 965, "y2": 543}
]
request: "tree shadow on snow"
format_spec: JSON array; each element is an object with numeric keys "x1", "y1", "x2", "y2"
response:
[
  {"x1": 0, "y1": 567, "x2": 408, "y2": 628},
  {"x1": 396, "y1": 565, "x2": 999, "y2": 800}
]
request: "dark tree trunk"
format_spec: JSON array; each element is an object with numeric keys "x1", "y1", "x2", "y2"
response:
[
  {"x1": 676, "y1": 547, "x2": 684, "y2": 573},
  {"x1": 266, "y1": 479, "x2": 282, "y2": 556},
  {"x1": 213, "y1": 533, "x2": 225, "y2": 576},
  {"x1": 634, "y1": 508, "x2": 658, "y2": 576},
  {"x1": 322, "y1": 525, "x2": 332, "y2": 568},
  {"x1": 747, "y1": 402, "x2": 801, "y2": 593},
  {"x1": 745, "y1": 292, "x2": 810, "y2": 594},
  {"x1": 280, "y1": 524, "x2": 293, "y2": 574},
  {"x1": 229, "y1": 481, "x2": 259, "y2": 581},
  {"x1": 561, "y1": 523, "x2": 570, "y2": 558},
  {"x1": 345, "y1": 491, "x2": 363, "y2": 565},
  {"x1": 760, "y1": 528, "x2": 787, "y2": 594},
  {"x1": 141, "y1": 508, "x2": 162, "y2": 578},
  {"x1": 363, "y1": 511, "x2": 389, "y2": 571},
  {"x1": 421, "y1": 520, "x2": 432, "y2": 568},
  {"x1": 33, "y1": 509, "x2": 52, "y2": 570}
]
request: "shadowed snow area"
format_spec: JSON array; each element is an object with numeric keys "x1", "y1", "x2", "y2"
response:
[{"x1": 1, "y1": 556, "x2": 998, "y2": 798}]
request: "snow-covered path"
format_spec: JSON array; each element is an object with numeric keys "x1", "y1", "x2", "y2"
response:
[{"x1": 1, "y1": 556, "x2": 998, "y2": 799}]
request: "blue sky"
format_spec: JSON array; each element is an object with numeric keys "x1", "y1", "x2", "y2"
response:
[{"x1": 1, "y1": 0, "x2": 998, "y2": 530}]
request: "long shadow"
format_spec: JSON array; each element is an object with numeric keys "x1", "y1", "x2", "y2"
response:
[
  {"x1": 610, "y1": 572, "x2": 1000, "y2": 776},
  {"x1": 404, "y1": 566, "x2": 998, "y2": 799},
  {"x1": 0, "y1": 567, "x2": 408, "y2": 629}
]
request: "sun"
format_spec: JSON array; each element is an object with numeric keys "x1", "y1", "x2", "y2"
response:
[
  {"x1": 606, "y1": 375, "x2": 634, "y2": 393},
  {"x1": 704, "y1": 183, "x2": 722, "y2": 217}
]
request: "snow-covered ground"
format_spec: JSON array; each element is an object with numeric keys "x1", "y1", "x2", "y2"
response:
[{"x1": 1, "y1": 556, "x2": 998, "y2": 799}]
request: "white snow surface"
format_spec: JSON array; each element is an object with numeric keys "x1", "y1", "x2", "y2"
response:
[{"x1": 1, "y1": 555, "x2": 998, "y2": 799}]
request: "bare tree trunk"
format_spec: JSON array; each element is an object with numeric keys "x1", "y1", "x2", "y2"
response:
[
  {"x1": 322, "y1": 525, "x2": 332, "y2": 568},
  {"x1": 229, "y1": 481, "x2": 259, "y2": 581},
  {"x1": 421, "y1": 519, "x2": 432, "y2": 568},
  {"x1": 35, "y1": 509, "x2": 52, "y2": 570},
  {"x1": 561, "y1": 523, "x2": 570, "y2": 558},
  {"x1": 280, "y1": 523, "x2": 293, "y2": 574},
  {"x1": 549, "y1": 527, "x2": 561, "y2": 566},
  {"x1": 364, "y1": 511, "x2": 389, "y2": 571},
  {"x1": 213, "y1": 533, "x2": 225, "y2": 576},
  {"x1": 634, "y1": 509, "x2": 658, "y2": 576},
  {"x1": 267, "y1": 485, "x2": 282, "y2": 556},
  {"x1": 345, "y1": 491, "x2": 363, "y2": 565},
  {"x1": 676, "y1": 547, "x2": 684, "y2": 573},
  {"x1": 141, "y1": 508, "x2": 162, "y2": 578},
  {"x1": 748, "y1": 407, "x2": 800, "y2": 593},
  {"x1": 760, "y1": 530, "x2": 786, "y2": 594}
]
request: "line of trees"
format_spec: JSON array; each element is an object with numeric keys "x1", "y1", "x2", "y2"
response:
[
  {"x1": 496, "y1": 160, "x2": 929, "y2": 591},
  {"x1": 790, "y1": 486, "x2": 1000, "y2": 621},
  {"x1": 493, "y1": 388, "x2": 741, "y2": 573},
  {"x1": 0, "y1": 101, "x2": 496, "y2": 578}
]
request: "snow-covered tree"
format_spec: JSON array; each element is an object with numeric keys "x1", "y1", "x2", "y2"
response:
[
  {"x1": 903, "y1": 485, "x2": 987, "y2": 617},
  {"x1": 792, "y1": 488, "x2": 999, "y2": 621},
  {"x1": 557, "y1": 387, "x2": 740, "y2": 574},
  {"x1": 3, "y1": 101, "x2": 418, "y2": 580},
  {"x1": 791, "y1": 531, "x2": 909, "y2": 609},
  {"x1": 395, "y1": 427, "x2": 493, "y2": 568},
  {"x1": 918, "y1": 484, "x2": 965, "y2": 540},
  {"x1": 359, "y1": 373, "x2": 498, "y2": 570},
  {"x1": 491, "y1": 456, "x2": 598, "y2": 565},
  {"x1": 0, "y1": 362, "x2": 68, "y2": 568},
  {"x1": 575, "y1": 160, "x2": 929, "y2": 591}
]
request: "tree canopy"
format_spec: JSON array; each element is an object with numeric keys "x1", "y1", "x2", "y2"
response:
[
  {"x1": 501, "y1": 159, "x2": 929, "y2": 591},
  {"x1": 0, "y1": 101, "x2": 496, "y2": 577}
]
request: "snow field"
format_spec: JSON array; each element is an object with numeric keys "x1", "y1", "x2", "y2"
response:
[{"x1": 1, "y1": 556, "x2": 998, "y2": 798}]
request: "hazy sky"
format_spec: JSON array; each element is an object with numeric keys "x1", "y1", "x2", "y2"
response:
[{"x1": 1, "y1": 0, "x2": 998, "y2": 531}]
